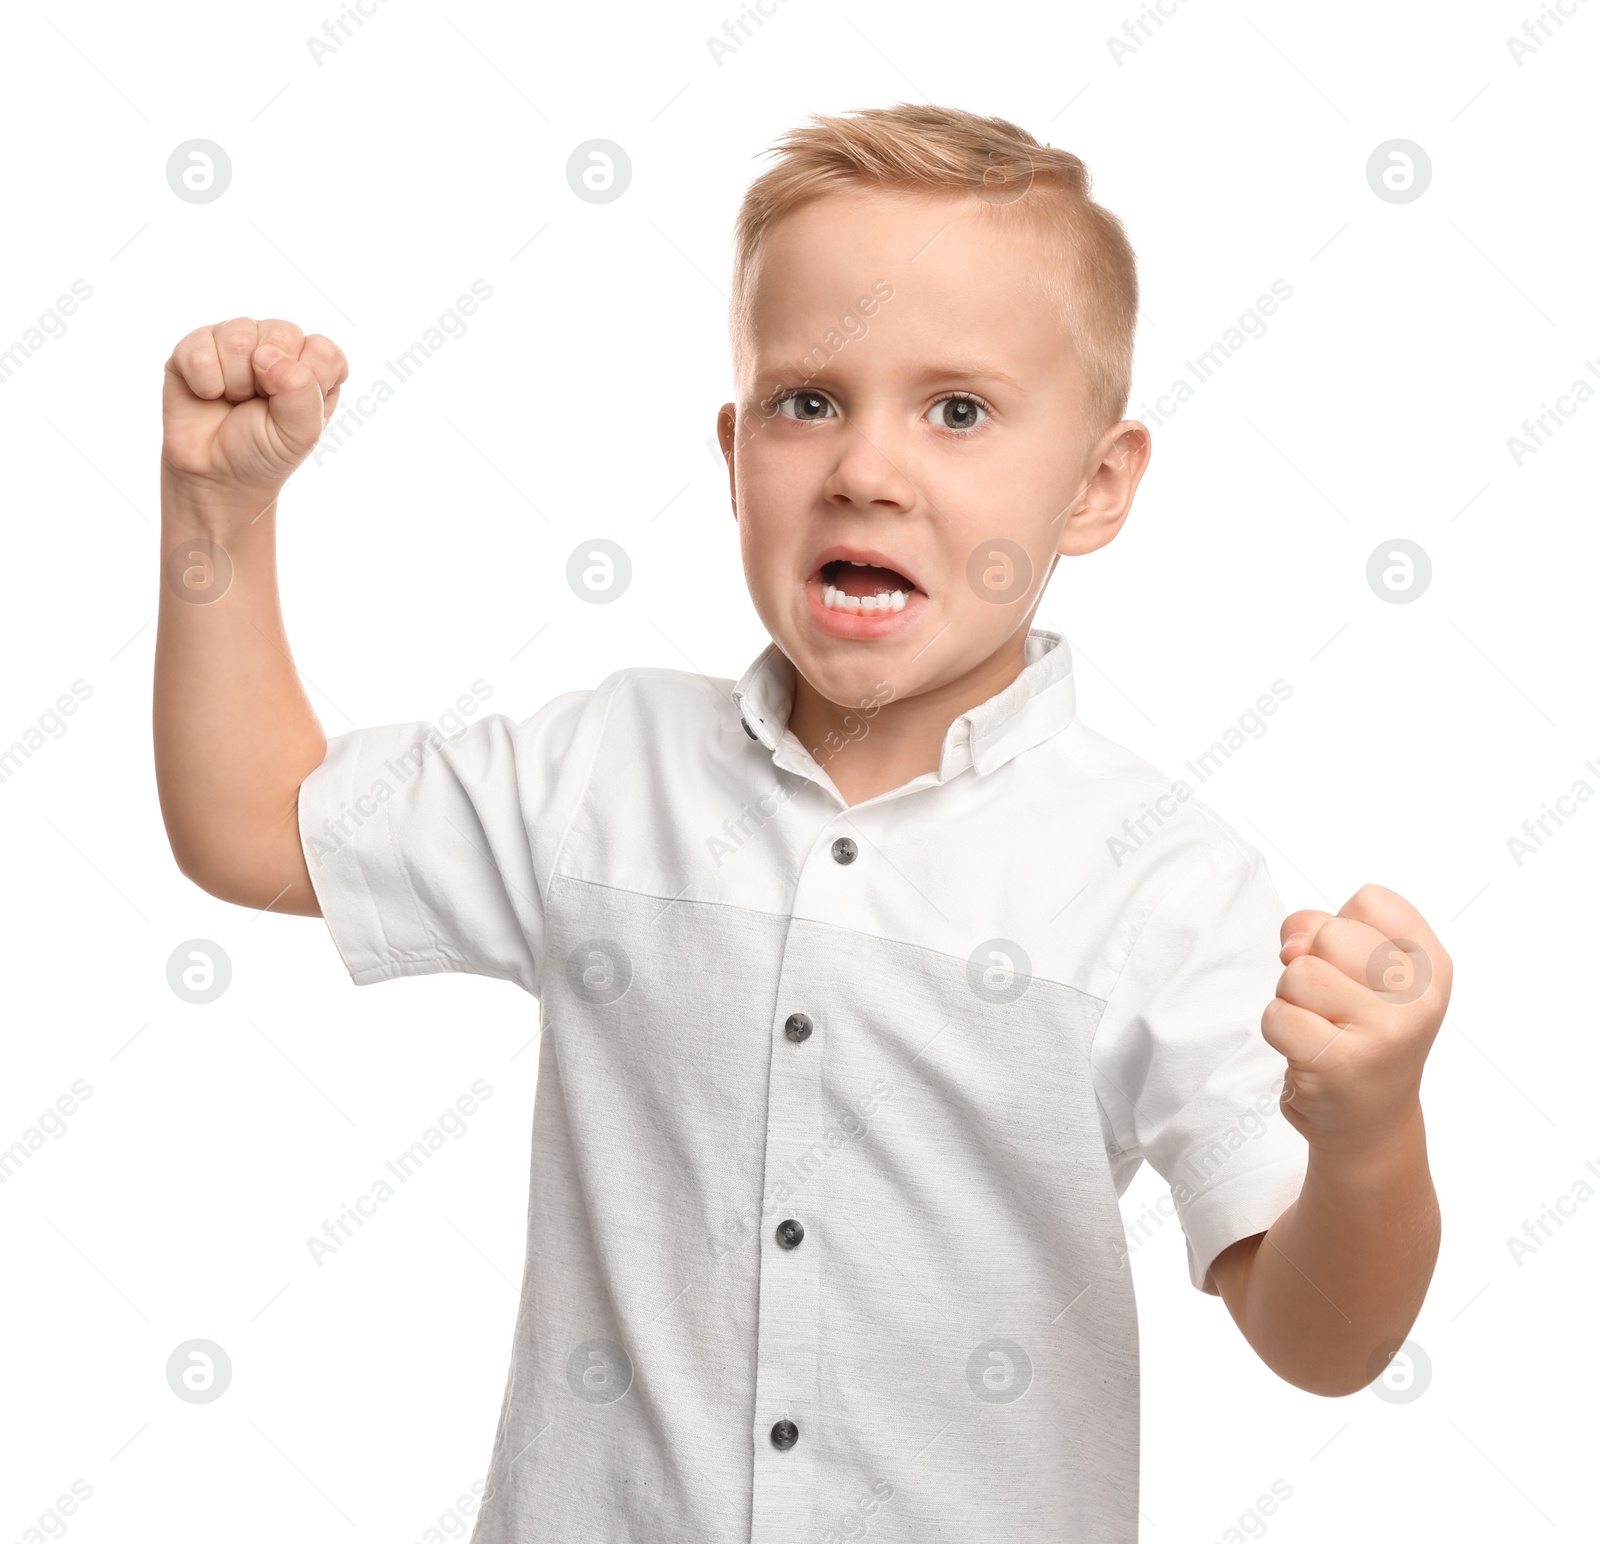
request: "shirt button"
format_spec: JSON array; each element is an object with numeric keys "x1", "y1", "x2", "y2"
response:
[
  {"x1": 740, "y1": 716, "x2": 759, "y2": 740},
  {"x1": 776, "y1": 1218, "x2": 804, "y2": 1249},
  {"x1": 831, "y1": 836, "x2": 857, "y2": 864},
  {"x1": 783, "y1": 1012, "x2": 812, "y2": 1043},
  {"x1": 770, "y1": 1418, "x2": 799, "y2": 1450}
]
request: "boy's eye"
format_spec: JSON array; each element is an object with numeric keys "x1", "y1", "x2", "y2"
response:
[
  {"x1": 773, "y1": 389, "x2": 834, "y2": 421},
  {"x1": 768, "y1": 388, "x2": 992, "y2": 431},
  {"x1": 927, "y1": 393, "x2": 990, "y2": 432}
]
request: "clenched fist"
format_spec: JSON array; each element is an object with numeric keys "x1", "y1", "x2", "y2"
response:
[
  {"x1": 1263, "y1": 883, "x2": 1451, "y2": 1159},
  {"x1": 162, "y1": 317, "x2": 348, "y2": 506}
]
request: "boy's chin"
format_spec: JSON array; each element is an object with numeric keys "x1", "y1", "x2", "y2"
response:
[
  {"x1": 802, "y1": 669, "x2": 908, "y2": 720},
  {"x1": 796, "y1": 613, "x2": 1036, "y2": 709},
  {"x1": 779, "y1": 632, "x2": 914, "y2": 709}
]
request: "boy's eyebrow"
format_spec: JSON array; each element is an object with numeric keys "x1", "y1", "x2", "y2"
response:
[
  {"x1": 909, "y1": 360, "x2": 1022, "y2": 388},
  {"x1": 752, "y1": 359, "x2": 1023, "y2": 390}
]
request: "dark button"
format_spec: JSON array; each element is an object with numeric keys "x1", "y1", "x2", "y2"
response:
[
  {"x1": 776, "y1": 1218, "x2": 804, "y2": 1249},
  {"x1": 831, "y1": 836, "x2": 857, "y2": 865},
  {"x1": 741, "y1": 716, "x2": 759, "y2": 740},
  {"x1": 770, "y1": 1417, "x2": 799, "y2": 1450},
  {"x1": 783, "y1": 1012, "x2": 812, "y2": 1043}
]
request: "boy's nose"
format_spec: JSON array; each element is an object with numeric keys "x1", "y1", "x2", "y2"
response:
[{"x1": 820, "y1": 427, "x2": 919, "y2": 510}]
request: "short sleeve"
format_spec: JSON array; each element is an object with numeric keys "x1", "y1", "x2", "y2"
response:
[
  {"x1": 1090, "y1": 837, "x2": 1309, "y2": 1293},
  {"x1": 296, "y1": 691, "x2": 595, "y2": 995}
]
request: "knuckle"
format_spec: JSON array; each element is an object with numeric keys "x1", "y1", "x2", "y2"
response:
[
  {"x1": 260, "y1": 318, "x2": 305, "y2": 351},
  {"x1": 1306, "y1": 922, "x2": 1344, "y2": 956},
  {"x1": 177, "y1": 336, "x2": 216, "y2": 370},
  {"x1": 215, "y1": 319, "x2": 259, "y2": 354},
  {"x1": 175, "y1": 339, "x2": 223, "y2": 389},
  {"x1": 304, "y1": 333, "x2": 347, "y2": 373}
]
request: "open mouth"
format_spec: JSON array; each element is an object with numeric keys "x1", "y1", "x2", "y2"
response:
[{"x1": 817, "y1": 558, "x2": 920, "y2": 614}]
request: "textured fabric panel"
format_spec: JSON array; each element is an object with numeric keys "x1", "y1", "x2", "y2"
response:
[{"x1": 469, "y1": 877, "x2": 1136, "y2": 1544}]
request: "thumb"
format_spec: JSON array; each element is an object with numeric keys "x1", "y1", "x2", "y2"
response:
[{"x1": 252, "y1": 343, "x2": 325, "y2": 460}]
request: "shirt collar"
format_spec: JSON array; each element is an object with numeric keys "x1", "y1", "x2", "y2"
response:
[{"x1": 730, "y1": 627, "x2": 1078, "y2": 792}]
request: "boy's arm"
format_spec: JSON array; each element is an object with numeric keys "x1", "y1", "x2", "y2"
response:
[
  {"x1": 1209, "y1": 1103, "x2": 1437, "y2": 1396},
  {"x1": 154, "y1": 317, "x2": 348, "y2": 916},
  {"x1": 1208, "y1": 885, "x2": 1447, "y2": 1397}
]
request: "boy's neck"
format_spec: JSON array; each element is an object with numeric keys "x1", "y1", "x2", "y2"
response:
[{"x1": 786, "y1": 631, "x2": 1031, "y2": 807}]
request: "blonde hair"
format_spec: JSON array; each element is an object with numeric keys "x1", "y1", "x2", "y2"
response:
[{"x1": 729, "y1": 102, "x2": 1140, "y2": 429}]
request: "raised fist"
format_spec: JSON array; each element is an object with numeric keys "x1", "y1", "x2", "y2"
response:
[{"x1": 162, "y1": 317, "x2": 348, "y2": 506}]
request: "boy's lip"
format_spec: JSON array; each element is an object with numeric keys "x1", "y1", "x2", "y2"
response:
[
  {"x1": 802, "y1": 543, "x2": 928, "y2": 640},
  {"x1": 806, "y1": 544, "x2": 924, "y2": 592},
  {"x1": 803, "y1": 571, "x2": 928, "y2": 638}
]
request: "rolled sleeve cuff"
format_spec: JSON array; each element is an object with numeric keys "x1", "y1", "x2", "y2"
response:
[
  {"x1": 297, "y1": 726, "x2": 461, "y2": 986},
  {"x1": 1178, "y1": 1141, "x2": 1308, "y2": 1294}
]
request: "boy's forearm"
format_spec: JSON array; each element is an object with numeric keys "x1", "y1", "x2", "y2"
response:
[
  {"x1": 154, "y1": 467, "x2": 326, "y2": 913},
  {"x1": 1221, "y1": 1104, "x2": 1439, "y2": 1397}
]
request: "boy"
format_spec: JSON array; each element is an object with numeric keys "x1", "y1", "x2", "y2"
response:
[{"x1": 154, "y1": 104, "x2": 1447, "y2": 1542}]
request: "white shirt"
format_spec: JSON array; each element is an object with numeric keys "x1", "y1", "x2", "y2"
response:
[{"x1": 297, "y1": 626, "x2": 1308, "y2": 1544}]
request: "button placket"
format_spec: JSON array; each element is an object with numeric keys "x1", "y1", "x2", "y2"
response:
[
  {"x1": 750, "y1": 839, "x2": 844, "y2": 1537},
  {"x1": 750, "y1": 991, "x2": 821, "y2": 1515}
]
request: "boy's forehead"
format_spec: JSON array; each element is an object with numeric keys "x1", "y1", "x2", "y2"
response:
[{"x1": 739, "y1": 189, "x2": 1069, "y2": 376}]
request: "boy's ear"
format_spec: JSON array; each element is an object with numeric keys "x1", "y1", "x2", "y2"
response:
[
  {"x1": 1057, "y1": 419, "x2": 1151, "y2": 558},
  {"x1": 716, "y1": 403, "x2": 738, "y2": 518}
]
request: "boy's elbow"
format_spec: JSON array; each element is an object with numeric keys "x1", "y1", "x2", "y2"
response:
[
  {"x1": 1250, "y1": 1339, "x2": 1376, "y2": 1398},
  {"x1": 1271, "y1": 1362, "x2": 1370, "y2": 1399},
  {"x1": 167, "y1": 836, "x2": 227, "y2": 899},
  {"x1": 168, "y1": 826, "x2": 322, "y2": 918}
]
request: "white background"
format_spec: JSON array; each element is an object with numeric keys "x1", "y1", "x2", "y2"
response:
[{"x1": 2, "y1": 1, "x2": 1595, "y2": 1539}]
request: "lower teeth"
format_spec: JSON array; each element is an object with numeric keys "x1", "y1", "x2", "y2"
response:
[{"x1": 823, "y1": 584, "x2": 908, "y2": 613}]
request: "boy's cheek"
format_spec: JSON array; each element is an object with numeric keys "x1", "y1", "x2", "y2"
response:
[{"x1": 735, "y1": 454, "x2": 810, "y2": 526}]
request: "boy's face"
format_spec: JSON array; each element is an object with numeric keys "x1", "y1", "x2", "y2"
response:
[{"x1": 718, "y1": 188, "x2": 1149, "y2": 718}]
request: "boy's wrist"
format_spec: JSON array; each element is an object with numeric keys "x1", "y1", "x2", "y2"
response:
[
  {"x1": 1304, "y1": 1099, "x2": 1428, "y2": 1179},
  {"x1": 160, "y1": 461, "x2": 281, "y2": 532}
]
